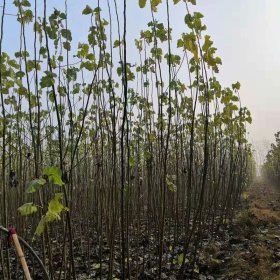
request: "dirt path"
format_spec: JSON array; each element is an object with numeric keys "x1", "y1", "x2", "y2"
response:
[{"x1": 217, "y1": 182, "x2": 280, "y2": 280}]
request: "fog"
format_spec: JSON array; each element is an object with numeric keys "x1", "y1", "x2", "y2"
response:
[{"x1": 193, "y1": 0, "x2": 280, "y2": 164}]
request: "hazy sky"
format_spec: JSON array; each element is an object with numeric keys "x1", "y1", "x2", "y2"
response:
[
  {"x1": 2, "y1": 0, "x2": 279, "y2": 163},
  {"x1": 193, "y1": 0, "x2": 280, "y2": 164}
]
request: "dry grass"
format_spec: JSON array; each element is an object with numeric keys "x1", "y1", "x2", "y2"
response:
[
  {"x1": 250, "y1": 206, "x2": 280, "y2": 224},
  {"x1": 223, "y1": 183, "x2": 280, "y2": 280}
]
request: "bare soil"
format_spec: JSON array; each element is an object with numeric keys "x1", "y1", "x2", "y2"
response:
[{"x1": 216, "y1": 182, "x2": 280, "y2": 280}]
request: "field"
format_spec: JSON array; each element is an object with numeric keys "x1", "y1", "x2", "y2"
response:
[{"x1": 0, "y1": 0, "x2": 278, "y2": 279}]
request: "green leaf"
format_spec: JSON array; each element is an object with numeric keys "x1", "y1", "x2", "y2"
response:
[
  {"x1": 39, "y1": 47, "x2": 47, "y2": 56},
  {"x1": 21, "y1": 0, "x2": 31, "y2": 7},
  {"x1": 187, "y1": 0, "x2": 196, "y2": 4},
  {"x1": 40, "y1": 71, "x2": 57, "y2": 88},
  {"x1": 177, "y1": 39, "x2": 184, "y2": 48},
  {"x1": 48, "y1": 91, "x2": 55, "y2": 103},
  {"x1": 34, "y1": 193, "x2": 68, "y2": 237},
  {"x1": 184, "y1": 14, "x2": 192, "y2": 28},
  {"x1": 139, "y1": 0, "x2": 147, "y2": 8},
  {"x1": 177, "y1": 253, "x2": 184, "y2": 265},
  {"x1": 35, "y1": 216, "x2": 46, "y2": 236},
  {"x1": 48, "y1": 193, "x2": 65, "y2": 213},
  {"x1": 86, "y1": 53, "x2": 95, "y2": 61},
  {"x1": 80, "y1": 61, "x2": 95, "y2": 71},
  {"x1": 43, "y1": 166, "x2": 64, "y2": 186},
  {"x1": 8, "y1": 59, "x2": 20, "y2": 69},
  {"x1": 194, "y1": 267, "x2": 199, "y2": 273},
  {"x1": 215, "y1": 56, "x2": 222, "y2": 65},
  {"x1": 113, "y1": 40, "x2": 121, "y2": 48},
  {"x1": 60, "y1": 12, "x2": 67, "y2": 20},
  {"x1": 22, "y1": 9, "x2": 33, "y2": 23},
  {"x1": 26, "y1": 178, "x2": 47, "y2": 193},
  {"x1": 151, "y1": 0, "x2": 162, "y2": 12},
  {"x1": 246, "y1": 116, "x2": 252, "y2": 124},
  {"x1": 45, "y1": 211, "x2": 61, "y2": 222},
  {"x1": 202, "y1": 35, "x2": 213, "y2": 52},
  {"x1": 174, "y1": 0, "x2": 181, "y2": 4},
  {"x1": 15, "y1": 51, "x2": 29, "y2": 58},
  {"x1": 77, "y1": 43, "x2": 89, "y2": 58},
  {"x1": 183, "y1": 32, "x2": 199, "y2": 61},
  {"x1": 63, "y1": 41, "x2": 71, "y2": 51},
  {"x1": 166, "y1": 175, "x2": 177, "y2": 192},
  {"x1": 18, "y1": 203, "x2": 38, "y2": 216},
  {"x1": 232, "y1": 81, "x2": 241, "y2": 90},
  {"x1": 82, "y1": 5, "x2": 93, "y2": 15},
  {"x1": 34, "y1": 21, "x2": 41, "y2": 33},
  {"x1": 18, "y1": 86, "x2": 27, "y2": 95},
  {"x1": 16, "y1": 71, "x2": 25, "y2": 78},
  {"x1": 117, "y1": 67, "x2": 122, "y2": 76},
  {"x1": 61, "y1": 29, "x2": 72, "y2": 41},
  {"x1": 27, "y1": 60, "x2": 41, "y2": 72}
]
